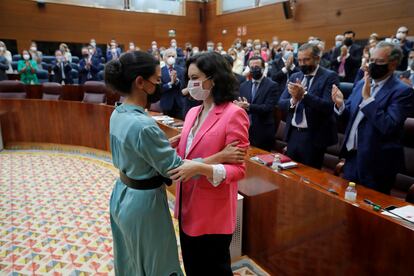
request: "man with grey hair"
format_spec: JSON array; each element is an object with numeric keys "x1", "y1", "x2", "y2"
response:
[
  {"x1": 278, "y1": 43, "x2": 339, "y2": 169},
  {"x1": 395, "y1": 26, "x2": 414, "y2": 71},
  {"x1": 160, "y1": 48, "x2": 185, "y2": 119},
  {"x1": 332, "y1": 41, "x2": 414, "y2": 194}
]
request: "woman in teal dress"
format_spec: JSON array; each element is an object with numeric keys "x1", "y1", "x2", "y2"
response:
[
  {"x1": 17, "y1": 50, "x2": 38, "y2": 84},
  {"x1": 105, "y1": 51, "x2": 245, "y2": 275}
]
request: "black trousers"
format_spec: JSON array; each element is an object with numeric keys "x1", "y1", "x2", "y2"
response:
[
  {"x1": 286, "y1": 127, "x2": 326, "y2": 169},
  {"x1": 179, "y1": 230, "x2": 233, "y2": 276}
]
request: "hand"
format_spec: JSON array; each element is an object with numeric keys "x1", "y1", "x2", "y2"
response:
[
  {"x1": 170, "y1": 70, "x2": 177, "y2": 83},
  {"x1": 400, "y1": 76, "x2": 413, "y2": 87},
  {"x1": 169, "y1": 159, "x2": 202, "y2": 182},
  {"x1": 340, "y1": 46, "x2": 348, "y2": 57},
  {"x1": 362, "y1": 71, "x2": 371, "y2": 100},
  {"x1": 287, "y1": 79, "x2": 305, "y2": 100},
  {"x1": 331, "y1": 84, "x2": 344, "y2": 108},
  {"x1": 182, "y1": 87, "x2": 189, "y2": 96},
  {"x1": 169, "y1": 134, "x2": 181, "y2": 148},
  {"x1": 286, "y1": 54, "x2": 294, "y2": 68},
  {"x1": 234, "y1": 97, "x2": 249, "y2": 110},
  {"x1": 218, "y1": 141, "x2": 247, "y2": 164}
]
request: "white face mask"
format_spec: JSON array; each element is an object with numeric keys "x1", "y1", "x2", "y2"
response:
[
  {"x1": 171, "y1": 42, "x2": 177, "y2": 48},
  {"x1": 217, "y1": 46, "x2": 223, "y2": 51},
  {"x1": 167, "y1": 56, "x2": 176, "y2": 65},
  {"x1": 335, "y1": 41, "x2": 342, "y2": 47},
  {"x1": 247, "y1": 43, "x2": 252, "y2": 48},
  {"x1": 192, "y1": 50, "x2": 199, "y2": 54},
  {"x1": 30, "y1": 47, "x2": 37, "y2": 51},
  {"x1": 236, "y1": 43, "x2": 241, "y2": 48},
  {"x1": 129, "y1": 45, "x2": 135, "y2": 50},
  {"x1": 255, "y1": 45, "x2": 261, "y2": 50},
  {"x1": 188, "y1": 78, "x2": 211, "y2": 101},
  {"x1": 396, "y1": 32, "x2": 406, "y2": 40},
  {"x1": 90, "y1": 42, "x2": 96, "y2": 47},
  {"x1": 152, "y1": 45, "x2": 157, "y2": 50},
  {"x1": 89, "y1": 49, "x2": 94, "y2": 54},
  {"x1": 23, "y1": 54, "x2": 30, "y2": 60}
]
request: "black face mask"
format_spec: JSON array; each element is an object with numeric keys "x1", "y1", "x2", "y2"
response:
[
  {"x1": 251, "y1": 67, "x2": 263, "y2": 80},
  {"x1": 146, "y1": 82, "x2": 162, "y2": 103},
  {"x1": 300, "y1": 65, "x2": 315, "y2": 75},
  {"x1": 82, "y1": 54, "x2": 89, "y2": 58},
  {"x1": 343, "y1": 38, "x2": 353, "y2": 47},
  {"x1": 369, "y1": 63, "x2": 389, "y2": 80}
]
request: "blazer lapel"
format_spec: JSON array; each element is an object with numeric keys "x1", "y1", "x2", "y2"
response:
[
  {"x1": 186, "y1": 103, "x2": 227, "y2": 157},
  {"x1": 371, "y1": 75, "x2": 396, "y2": 105},
  {"x1": 179, "y1": 106, "x2": 201, "y2": 156}
]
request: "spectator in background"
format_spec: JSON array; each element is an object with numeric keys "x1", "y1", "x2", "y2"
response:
[
  {"x1": 18, "y1": 50, "x2": 38, "y2": 84},
  {"x1": 400, "y1": 49, "x2": 414, "y2": 88},
  {"x1": 106, "y1": 40, "x2": 122, "y2": 61},
  {"x1": 148, "y1": 41, "x2": 158, "y2": 54},
  {"x1": 52, "y1": 49, "x2": 73, "y2": 84},
  {"x1": 151, "y1": 50, "x2": 165, "y2": 68},
  {"x1": 59, "y1": 43, "x2": 72, "y2": 63},
  {"x1": 249, "y1": 39, "x2": 268, "y2": 61},
  {"x1": 331, "y1": 30, "x2": 363, "y2": 82},
  {"x1": 222, "y1": 53, "x2": 245, "y2": 85},
  {"x1": 261, "y1": 40, "x2": 271, "y2": 60},
  {"x1": 79, "y1": 46, "x2": 100, "y2": 84},
  {"x1": 184, "y1": 42, "x2": 192, "y2": 60},
  {"x1": 233, "y1": 38, "x2": 245, "y2": 64},
  {"x1": 279, "y1": 43, "x2": 339, "y2": 169},
  {"x1": 159, "y1": 46, "x2": 166, "y2": 59},
  {"x1": 128, "y1": 42, "x2": 136, "y2": 53},
  {"x1": 29, "y1": 41, "x2": 42, "y2": 69},
  {"x1": 206, "y1": 41, "x2": 215, "y2": 52},
  {"x1": 160, "y1": 48, "x2": 185, "y2": 119},
  {"x1": 244, "y1": 39, "x2": 254, "y2": 65},
  {"x1": 0, "y1": 41, "x2": 13, "y2": 73},
  {"x1": 270, "y1": 37, "x2": 281, "y2": 60},
  {"x1": 268, "y1": 42, "x2": 299, "y2": 92},
  {"x1": 216, "y1": 42, "x2": 226, "y2": 55},
  {"x1": 395, "y1": 26, "x2": 414, "y2": 71},
  {"x1": 236, "y1": 56, "x2": 280, "y2": 151},
  {"x1": 228, "y1": 48, "x2": 244, "y2": 75},
  {"x1": 170, "y1": 39, "x2": 184, "y2": 57},
  {"x1": 90, "y1": 38, "x2": 103, "y2": 59},
  {"x1": 317, "y1": 41, "x2": 331, "y2": 69},
  {"x1": 191, "y1": 46, "x2": 200, "y2": 56}
]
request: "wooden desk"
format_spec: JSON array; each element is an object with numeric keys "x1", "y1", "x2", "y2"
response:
[{"x1": 0, "y1": 99, "x2": 413, "y2": 275}]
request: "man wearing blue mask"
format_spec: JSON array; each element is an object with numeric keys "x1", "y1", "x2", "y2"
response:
[
  {"x1": 279, "y1": 43, "x2": 339, "y2": 169},
  {"x1": 332, "y1": 41, "x2": 414, "y2": 194},
  {"x1": 235, "y1": 56, "x2": 280, "y2": 151},
  {"x1": 268, "y1": 42, "x2": 300, "y2": 93}
]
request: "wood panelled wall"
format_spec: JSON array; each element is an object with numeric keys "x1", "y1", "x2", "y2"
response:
[
  {"x1": 0, "y1": 0, "x2": 204, "y2": 52},
  {"x1": 206, "y1": 0, "x2": 414, "y2": 49}
]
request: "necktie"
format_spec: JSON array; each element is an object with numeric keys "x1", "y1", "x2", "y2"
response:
[
  {"x1": 345, "y1": 83, "x2": 379, "y2": 151},
  {"x1": 61, "y1": 62, "x2": 65, "y2": 80},
  {"x1": 251, "y1": 81, "x2": 259, "y2": 101},
  {"x1": 294, "y1": 75, "x2": 312, "y2": 124}
]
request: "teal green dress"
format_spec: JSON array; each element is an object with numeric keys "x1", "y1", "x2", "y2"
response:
[
  {"x1": 17, "y1": 60, "x2": 38, "y2": 84},
  {"x1": 109, "y1": 103, "x2": 183, "y2": 275}
]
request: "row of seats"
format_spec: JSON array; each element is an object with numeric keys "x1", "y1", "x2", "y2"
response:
[
  {"x1": 0, "y1": 80, "x2": 113, "y2": 104},
  {"x1": 12, "y1": 54, "x2": 80, "y2": 63}
]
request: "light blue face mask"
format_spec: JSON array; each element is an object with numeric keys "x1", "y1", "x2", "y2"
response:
[
  {"x1": 335, "y1": 41, "x2": 342, "y2": 48},
  {"x1": 283, "y1": 50, "x2": 293, "y2": 61}
]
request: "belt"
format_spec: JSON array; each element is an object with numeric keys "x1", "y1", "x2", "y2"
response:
[
  {"x1": 292, "y1": 126, "x2": 308, "y2": 132},
  {"x1": 119, "y1": 171, "x2": 172, "y2": 190}
]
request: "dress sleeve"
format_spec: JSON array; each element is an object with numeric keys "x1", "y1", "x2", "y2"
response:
[{"x1": 136, "y1": 125, "x2": 183, "y2": 178}]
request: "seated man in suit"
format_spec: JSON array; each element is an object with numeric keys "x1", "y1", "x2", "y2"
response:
[
  {"x1": 235, "y1": 56, "x2": 280, "y2": 151},
  {"x1": 268, "y1": 42, "x2": 299, "y2": 92},
  {"x1": 160, "y1": 48, "x2": 185, "y2": 119},
  {"x1": 78, "y1": 46, "x2": 101, "y2": 84},
  {"x1": 331, "y1": 30, "x2": 363, "y2": 83},
  {"x1": 279, "y1": 43, "x2": 339, "y2": 169},
  {"x1": 52, "y1": 50, "x2": 73, "y2": 84},
  {"x1": 399, "y1": 49, "x2": 414, "y2": 89},
  {"x1": 332, "y1": 41, "x2": 414, "y2": 194}
]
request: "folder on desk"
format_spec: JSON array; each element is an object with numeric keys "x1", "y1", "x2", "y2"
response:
[{"x1": 251, "y1": 153, "x2": 294, "y2": 166}]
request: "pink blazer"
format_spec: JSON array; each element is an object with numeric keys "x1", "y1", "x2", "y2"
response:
[{"x1": 174, "y1": 102, "x2": 250, "y2": 236}]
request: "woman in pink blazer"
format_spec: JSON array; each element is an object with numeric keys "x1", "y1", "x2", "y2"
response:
[{"x1": 169, "y1": 52, "x2": 250, "y2": 275}]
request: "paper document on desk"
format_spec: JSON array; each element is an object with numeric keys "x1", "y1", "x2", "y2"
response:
[
  {"x1": 152, "y1": 115, "x2": 172, "y2": 121},
  {"x1": 381, "y1": 205, "x2": 414, "y2": 223}
]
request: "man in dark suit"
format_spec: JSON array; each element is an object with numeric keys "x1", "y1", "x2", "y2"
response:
[
  {"x1": 399, "y1": 49, "x2": 414, "y2": 90},
  {"x1": 78, "y1": 46, "x2": 101, "y2": 84},
  {"x1": 279, "y1": 43, "x2": 339, "y2": 169},
  {"x1": 332, "y1": 41, "x2": 414, "y2": 194},
  {"x1": 235, "y1": 56, "x2": 280, "y2": 151},
  {"x1": 268, "y1": 42, "x2": 299, "y2": 93},
  {"x1": 89, "y1": 38, "x2": 103, "y2": 60},
  {"x1": 161, "y1": 48, "x2": 185, "y2": 119},
  {"x1": 52, "y1": 50, "x2": 73, "y2": 84},
  {"x1": 395, "y1": 26, "x2": 414, "y2": 71},
  {"x1": 331, "y1": 31, "x2": 363, "y2": 83}
]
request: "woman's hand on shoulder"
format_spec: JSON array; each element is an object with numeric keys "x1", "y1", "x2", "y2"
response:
[{"x1": 169, "y1": 134, "x2": 181, "y2": 148}]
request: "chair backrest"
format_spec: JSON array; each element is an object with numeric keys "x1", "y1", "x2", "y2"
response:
[
  {"x1": 0, "y1": 80, "x2": 26, "y2": 99},
  {"x1": 98, "y1": 63, "x2": 105, "y2": 71},
  {"x1": 41, "y1": 62, "x2": 50, "y2": 71},
  {"x1": 82, "y1": 81, "x2": 107, "y2": 104},
  {"x1": 98, "y1": 70, "x2": 104, "y2": 81},
  {"x1": 11, "y1": 61, "x2": 18, "y2": 71},
  {"x1": 42, "y1": 55, "x2": 56, "y2": 64},
  {"x1": 12, "y1": 54, "x2": 21, "y2": 61},
  {"x1": 71, "y1": 56, "x2": 79, "y2": 63},
  {"x1": 339, "y1": 82, "x2": 353, "y2": 99},
  {"x1": 71, "y1": 63, "x2": 79, "y2": 72},
  {"x1": 41, "y1": 82, "x2": 63, "y2": 100},
  {"x1": 36, "y1": 69, "x2": 49, "y2": 83}
]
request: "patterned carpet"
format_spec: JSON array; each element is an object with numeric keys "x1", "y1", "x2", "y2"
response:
[{"x1": 0, "y1": 148, "x2": 268, "y2": 276}]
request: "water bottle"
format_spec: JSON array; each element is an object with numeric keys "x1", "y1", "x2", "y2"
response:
[
  {"x1": 271, "y1": 154, "x2": 281, "y2": 171},
  {"x1": 344, "y1": 182, "x2": 357, "y2": 202}
]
